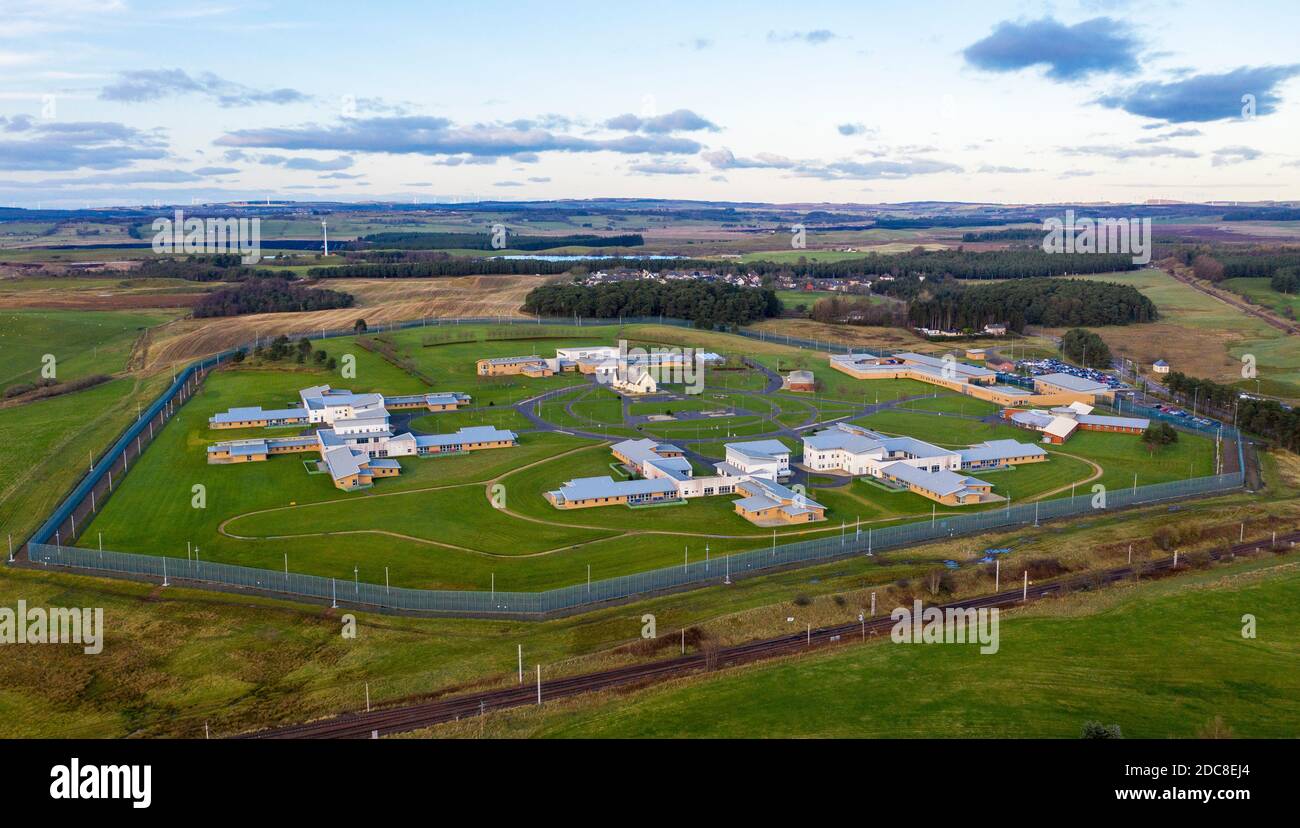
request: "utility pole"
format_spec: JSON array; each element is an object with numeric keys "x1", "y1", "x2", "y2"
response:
[
  {"x1": 536, "y1": 665, "x2": 542, "y2": 705},
  {"x1": 1022, "y1": 570, "x2": 1028, "y2": 602},
  {"x1": 518, "y1": 645, "x2": 523, "y2": 684}
]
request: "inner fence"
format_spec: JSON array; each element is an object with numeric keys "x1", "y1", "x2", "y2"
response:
[
  {"x1": 15, "y1": 314, "x2": 1248, "y2": 616},
  {"x1": 27, "y1": 470, "x2": 1243, "y2": 616}
]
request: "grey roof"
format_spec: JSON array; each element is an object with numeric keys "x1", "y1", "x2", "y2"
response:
[
  {"x1": 415, "y1": 425, "x2": 517, "y2": 448},
  {"x1": 959, "y1": 439, "x2": 1047, "y2": 464},
  {"x1": 895, "y1": 352, "x2": 997, "y2": 378},
  {"x1": 210, "y1": 405, "x2": 307, "y2": 424},
  {"x1": 803, "y1": 426, "x2": 885, "y2": 454},
  {"x1": 1010, "y1": 410, "x2": 1054, "y2": 429},
  {"x1": 322, "y1": 447, "x2": 367, "y2": 480},
  {"x1": 368, "y1": 458, "x2": 402, "y2": 469},
  {"x1": 1034, "y1": 372, "x2": 1111, "y2": 393},
  {"x1": 551, "y1": 475, "x2": 678, "y2": 502},
  {"x1": 726, "y1": 439, "x2": 790, "y2": 460},
  {"x1": 734, "y1": 494, "x2": 779, "y2": 512},
  {"x1": 1078, "y1": 414, "x2": 1150, "y2": 429},
  {"x1": 879, "y1": 462, "x2": 990, "y2": 497},
  {"x1": 736, "y1": 477, "x2": 824, "y2": 510},
  {"x1": 481, "y1": 355, "x2": 546, "y2": 365}
]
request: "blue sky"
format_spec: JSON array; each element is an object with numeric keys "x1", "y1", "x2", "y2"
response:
[{"x1": 1, "y1": 0, "x2": 1298, "y2": 206}]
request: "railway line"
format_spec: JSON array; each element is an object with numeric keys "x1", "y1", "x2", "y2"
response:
[{"x1": 239, "y1": 529, "x2": 1298, "y2": 739}]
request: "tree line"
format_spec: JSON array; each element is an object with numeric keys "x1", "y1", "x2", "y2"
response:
[
  {"x1": 1164, "y1": 371, "x2": 1300, "y2": 451},
  {"x1": 193, "y1": 278, "x2": 355, "y2": 318},
  {"x1": 522, "y1": 281, "x2": 780, "y2": 328},
  {"x1": 906, "y1": 278, "x2": 1157, "y2": 332}
]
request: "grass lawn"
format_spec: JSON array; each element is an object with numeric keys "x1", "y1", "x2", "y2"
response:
[
  {"x1": 442, "y1": 558, "x2": 1300, "y2": 738},
  {"x1": 0, "y1": 372, "x2": 173, "y2": 544},
  {"x1": 409, "y1": 407, "x2": 534, "y2": 433},
  {"x1": 0, "y1": 308, "x2": 174, "y2": 389}
]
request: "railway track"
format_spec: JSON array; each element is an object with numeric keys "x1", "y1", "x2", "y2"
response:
[{"x1": 239, "y1": 529, "x2": 1298, "y2": 739}]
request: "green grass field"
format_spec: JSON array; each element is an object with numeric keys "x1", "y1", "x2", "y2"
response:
[
  {"x1": 0, "y1": 372, "x2": 173, "y2": 545},
  {"x1": 428, "y1": 557, "x2": 1300, "y2": 738},
  {"x1": 0, "y1": 308, "x2": 173, "y2": 389},
  {"x1": 69, "y1": 324, "x2": 1219, "y2": 595}
]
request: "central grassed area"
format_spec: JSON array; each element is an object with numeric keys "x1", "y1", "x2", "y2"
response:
[{"x1": 78, "y1": 324, "x2": 1219, "y2": 591}]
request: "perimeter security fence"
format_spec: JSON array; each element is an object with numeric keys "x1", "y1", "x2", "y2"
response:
[{"x1": 16, "y1": 315, "x2": 1247, "y2": 617}]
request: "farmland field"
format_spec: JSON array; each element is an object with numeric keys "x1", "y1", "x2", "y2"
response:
[
  {"x1": 1065, "y1": 268, "x2": 1300, "y2": 400},
  {"x1": 0, "y1": 308, "x2": 174, "y2": 389},
  {"x1": 422, "y1": 556, "x2": 1300, "y2": 739}
]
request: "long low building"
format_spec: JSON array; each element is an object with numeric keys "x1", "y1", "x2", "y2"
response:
[
  {"x1": 801, "y1": 423, "x2": 1044, "y2": 506},
  {"x1": 210, "y1": 385, "x2": 470, "y2": 428},
  {"x1": 878, "y1": 462, "x2": 995, "y2": 506},
  {"x1": 1002, "y1": 401, "x2": 1148, "y2": 444},
  {"x1": 548, "y1": 438, "x2": 820, "y2": 525},
  {"x1": 829, "y1": 352, "x2": 1116, "y2": 406},
  {"x1": 206, "y1": 385, "x2": 515, "y2": 490}
]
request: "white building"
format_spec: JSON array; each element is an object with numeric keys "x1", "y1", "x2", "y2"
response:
[
  {"x1": 720, "y1": 440, "x2": 791, "y2": 481},
  {"x1": 801, "y1": 423, "x2": 962, "y2": 478}
]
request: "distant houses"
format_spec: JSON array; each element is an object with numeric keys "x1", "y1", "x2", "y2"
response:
[
  {"x1": 206, "y1": 384, "x2": 516, "y2": 491},
  {"x1": 1152, "y1": 359, "x2": 1170, "y2": 375}
]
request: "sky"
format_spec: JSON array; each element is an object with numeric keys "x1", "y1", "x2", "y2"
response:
[{"x1": 1, "y1": 0, "x2": 1298, "y2": 207}]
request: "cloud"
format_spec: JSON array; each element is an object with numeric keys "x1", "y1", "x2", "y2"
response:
[
  {"x1": 792, "y1": 157, "x2": 962, "y2": 180},
  {"x1": 494, "y1": 180, "x2": 524, "y2": 187},
  {"x1": 604, "y1": 109, "x2": 719, "y2": 133},
  {"x1": 216, "y1": 115, "x2": 705, "y2": 158},
  {"x1": 0, "y1": 169, "x2": 207, "y2": 188},
  {"x1": 767, "y1": 30, "x2": 839, "y2": 45},
  {"x1": 191, "y1": 166, "x2": 239, "y2": 175},
  {"x1": 527, "y1": 176, "x2": 551, "y2": 183},
  {"x1": 1211, "y1": 146, "x2": 1263, "y2": 167},
  {"x1": 257, "y1": 154, "x2": 355, "y2": 171},
  {"x1": 962, "y1": 17, "x2": 1140, "y2": 81},
  {"x1": 701, "y1": 148, "x2": 795, "y2": 170},
  {"x1": 0, "y1": 118, "x2": 166, "y2": 171},
  {"x1": 977, "y1": 164, "x2": 1035, "y2": 174},
  {"x1": 837, "y1": 123, "x2": 873, "y2": 136},
  {"x1": 100, "y1": 68, "x2": 311, "y2": 107},
  {"x1": 684, "y1": 37, "x2": 713, "y2": 50},
  {"x1": 321, "y1": 171, "x2": 364, "y2": 179},
  {"x1": 1060, "y1": 169, "x2": 1097, "y2": 178},
  {"x1": 628, "y1": 161, "x2": 700, "y2": 175},
  {"x1": 1094, "y1": 65, "x2": 1300, "y2": 122},
  {"x1": 1136, "y1": 127, "x2": 1203, "y2": 143},
  {"x1": 1063, "y1": 144, "x2": 1200, "y2": 160},
  {"x1": 704, "y1": 146, "x2": 958, "y2": 179}
]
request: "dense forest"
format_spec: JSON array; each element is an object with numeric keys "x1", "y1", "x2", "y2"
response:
[
  {"x1": 193, "y1": 278, "x2": 355, "y2": 318},
  {"x1": 1167, "y1": 246, "x2": 1300, "y2": 281},
  {"x1": 522, "y1": 281, "x2": 780, "y2": 328},
  {"x1": 1270, "y1": 268, "x2": 1300, "y2": 294},
  {"x1": 354, "y1": 232, "x2": 644, "y2": 251},
  {"x1": 1061, "y1": 328, "x2": 1113, "y2": 367},
  {"x1": 1164, "y1": 371, "x2": 1300, "y2": 451},
  {"x1": 743, "y1": 249, "x2": 1140, "y2": 280},
  {"x1": 136, "y1": 255, "x2": 289, "y2": 282},
  {"x1": 906, "y1": 278, "x2": 1157, "y2": 332}
]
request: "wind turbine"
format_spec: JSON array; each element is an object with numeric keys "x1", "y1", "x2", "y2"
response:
[{"x1": 321, "y1": 219, "x2": 329, "y2": 256}]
